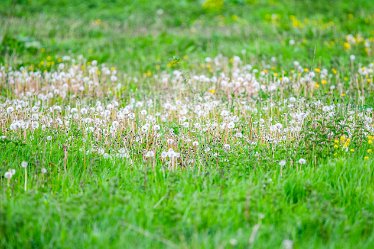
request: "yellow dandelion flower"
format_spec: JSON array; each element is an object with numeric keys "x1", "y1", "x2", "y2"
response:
[
  {"x1": 321, "y1": 79, "x2": 327, "y2": 85},
  {"x1": 144, "y1": 70, "x2": 152, "y2": 77},
  {"x1": 208, "y1": 89, "x2": 216, "y2": 94},
  {"x1": 290, "y1": 15, "x2": 301, "y2": 28}
]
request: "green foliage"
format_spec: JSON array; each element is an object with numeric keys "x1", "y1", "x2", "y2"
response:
[{"x1": 0, "y1": 0, "x2": 374, "y2": 248}]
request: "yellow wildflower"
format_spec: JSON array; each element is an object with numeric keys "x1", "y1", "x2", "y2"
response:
[{"x1": 144, "y1": 70, "x2": 152, "y2": 77}]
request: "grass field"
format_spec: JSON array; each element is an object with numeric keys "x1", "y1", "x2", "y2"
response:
[{"x1": 0, "y1": 0, "x2": 374, "y2": 248}]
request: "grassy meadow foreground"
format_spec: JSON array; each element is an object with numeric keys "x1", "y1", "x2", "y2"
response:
[{"x1": 1, "y1": 0, "x2": 374, "y2": 248}]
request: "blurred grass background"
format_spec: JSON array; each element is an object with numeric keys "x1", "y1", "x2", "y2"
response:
[{"x1": 1, "y1": 0, "x2": 373, "y2": 72}]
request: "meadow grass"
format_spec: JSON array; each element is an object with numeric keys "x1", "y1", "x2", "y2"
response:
[{"x1": 0, "y1": 0, "x2": 374, "y2": 248}]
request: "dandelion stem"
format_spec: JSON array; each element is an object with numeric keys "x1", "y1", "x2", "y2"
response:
[
  {"x1": 63, "y1": 145, "x2": 68, "y2": 173},
  {"x1": 24, "y1": 167, "x2": 27, "y2": 191}
]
